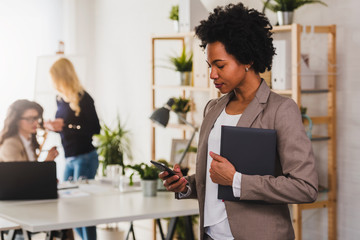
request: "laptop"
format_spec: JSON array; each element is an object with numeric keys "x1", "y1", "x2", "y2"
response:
[{"x1": 0, "y1": 161, "x2": 58, "y2": 200}]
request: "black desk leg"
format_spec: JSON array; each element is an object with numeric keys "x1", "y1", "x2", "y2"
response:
[
  {"x1": 165, "y1": 217, "x2": 178, "y2": 240},
  {"x1": 24, "y1": 230, "x2": 31, "y2": 240},
  {"x1": 45, "y1": 231, "x2": 55, "y2": 240},
  {"x1": 184, "y1": 216, "x2": 195, "y2": 240},
  {"x1": 126, "y1": 221, "x2": 136, "y2": 240},
  {"x1": 156, "y1": 219, "x2": 165, "y2": 240},
  {"x1": 5, "y1": 230, "x2": 15, "y2": 240},
  {"x1": 0, "y1": 231, "x2": 4, "y2": 240}
]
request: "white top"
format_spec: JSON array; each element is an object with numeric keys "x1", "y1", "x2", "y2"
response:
[
  {"x1": 19, "y1": 134, "x2": 36, "y2": 161},
  {"x1": 204, "y1": 108, "x2": 242, "y2": 240}
]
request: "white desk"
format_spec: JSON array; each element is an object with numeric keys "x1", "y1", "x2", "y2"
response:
[
  {"x1": 0, "y1": 217, "x2": 20, "y2": 231},
  {"x1": 0, "y1": 184, "x2": 199, "y2": 234}
]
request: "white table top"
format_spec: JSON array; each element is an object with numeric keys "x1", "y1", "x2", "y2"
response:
[
  {"x1": 0, "y1": 183, "x2": 199, "y2": 232},
  {"x1": 0, "y1": 217, "x2": 20, "y2": 231}
]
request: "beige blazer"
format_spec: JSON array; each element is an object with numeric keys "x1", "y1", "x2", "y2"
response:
[
  {"x1": 182, "y1": 80, "x2": 318, "y2": 240},
  {"x1": 0, "y1": 135, "x2": 31, "y2": 162}
]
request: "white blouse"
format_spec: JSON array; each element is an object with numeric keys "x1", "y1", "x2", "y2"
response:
[
  {"x1": 19, "y1": 134, "x2": 36, "y2": 161},
  {"x1": 204, "y1": 108, "x2": 242, "y2": 240}
]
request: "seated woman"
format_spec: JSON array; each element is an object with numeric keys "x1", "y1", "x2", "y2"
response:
[{"x1": 0, "y1": 99, "x2": 58, "y2": 162}]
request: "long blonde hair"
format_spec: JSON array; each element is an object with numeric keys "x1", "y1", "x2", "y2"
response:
[{"x1": 50, "y1": 58, "x2": 84, "y2": 116}]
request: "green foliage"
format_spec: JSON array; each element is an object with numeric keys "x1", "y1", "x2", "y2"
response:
[
  {"x1": 263, "y1": 0, "x2": 327, "y2": 12},
  {"x1": 165, "y1": 215, "x2": 198, "y2": 240},
  {"x1": 169, "y1": 47, "x2": 193, "y2": 72},
  {"x1": 177, "y1": 146, "x2": 197, "y2": 154},
  {"x1": 94, "y1": 117, "x2": 132, "y2": 176},
  {"x1": 169, "y1": 5, "x2": 179, "y2": 21},
  {"x1": 300, "y1": 106, "x2": 307, "y2": 115},
  {"x1": 126, "y1": 163, "x2": 160, "y2": 185},
  {"x1": 171, "y1": 97, "x2": 191, "y2": 113}
]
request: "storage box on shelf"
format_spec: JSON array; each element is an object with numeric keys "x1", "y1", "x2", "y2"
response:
[{"x1": 271, "y1": 24, "x2": 336, "y2": 240}]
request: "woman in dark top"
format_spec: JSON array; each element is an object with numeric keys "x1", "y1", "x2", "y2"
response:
[{"x1": 45, "y1": 58, "x2": 100, "y2": 240}]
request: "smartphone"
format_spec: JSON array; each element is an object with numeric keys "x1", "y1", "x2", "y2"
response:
[{"x1": 150, "y1": 160, "x2": 177, "y2": 177}]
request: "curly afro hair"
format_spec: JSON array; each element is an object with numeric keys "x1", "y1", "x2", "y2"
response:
[{"x1": 195, "y1": 3, "x2": 275, "y2": 73}]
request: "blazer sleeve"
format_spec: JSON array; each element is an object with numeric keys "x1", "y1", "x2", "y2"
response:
[
  {"x1": 175, "y1": 174, "x2": 198, "y2": 199},
  {"x1": 240, "y1": 98, "x2": 318, "y2": 204},
  {"x1": 0, "y1": 138, "x2": 27, "y2": 162}
]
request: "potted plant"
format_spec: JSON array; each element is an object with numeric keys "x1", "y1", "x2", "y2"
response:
[
  {"x1": 126, "y1": 163, "x2": 160, "y2": 197},
  {"x1": 169, "y1": 5, "x2": 179, "y2": 32},
  {"x1": 171, "y1": 97, "x2": 192, "y2": 124},
  {"x1": 263, "y1": 0, "x2": 327, "y2": 25},
  {"x1": 169, "y1": 47, "x2": 193, "y2": 85},
  {"x1": 94, "y1": 117, "x2": 133, "y2": 177}
]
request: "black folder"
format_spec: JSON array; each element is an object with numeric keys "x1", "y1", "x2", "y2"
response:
[{"x1": 218, "y1": 126, "x2": 277, "y2": 201}]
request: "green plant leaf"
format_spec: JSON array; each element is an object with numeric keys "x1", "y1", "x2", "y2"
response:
[
  {"x1": 171, "y1": 97, "x2": 191, "y2": 113},
  {"x1": 126, "y1": 163, "x2": 160, "y2": 180},
  {"x1": 169, "y1": 5, "x2": 179, "y2": 21},
  {"x1": 169, "y1": 47, "x2": 193, "y2": 72},
  {"x1": 263, "y1": 0, "x2": 327, "y2": 12},
  {"x1": 94, "y1": 117, "x2": 133, "y2": 176}
]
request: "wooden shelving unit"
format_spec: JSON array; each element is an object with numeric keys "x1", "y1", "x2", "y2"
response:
[
  {"x1": 271, "y1": 24, "x2": 337, "y2": 240},
  {"x1": 150, "y1": 32, "x2": 215, "y2": 240},
  {"x1": 150, "y1": 33, "x2": 216, "y2": 162}
]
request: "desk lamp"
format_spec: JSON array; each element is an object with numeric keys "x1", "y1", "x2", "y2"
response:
[{"x1": 150, "y1": 98, "x2": 197, "y2": 167}]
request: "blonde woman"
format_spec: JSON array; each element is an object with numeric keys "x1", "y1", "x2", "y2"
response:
[
  {"x1": 0, "y1": 99, "x2": 58, "y2": 162},
  {"x1": 45, "y1": 58, "x2": 100, "y2": 240}
]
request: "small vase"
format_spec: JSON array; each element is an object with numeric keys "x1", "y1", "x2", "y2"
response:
[
  {"x1": 173, "y1": 20, "x2": 179, "y2": 32},
  {"x1": 141, "y1": 179, "x2": 157, "y2": 197},
  {"x1": 105, "y1": 165, "x2": 122, "y2": 188},
  {"x1": 277, "y1": 11, "x2": 293, "y2": 26},
  {"x1": 179, "y1": 71, "x2": 191, "y2": 86},
  {"x1": 177, "y1": 112, "x2": 187, "y2": 124}
]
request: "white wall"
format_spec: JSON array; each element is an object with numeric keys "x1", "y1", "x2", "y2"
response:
[
  {"x1": 89, "y1": 0, "x2": 360, "y2": 239},
  {"x1": 89, "y1": 0, "x2": 180, "y2": 163},
  {"x1": 0, "y1": 0, "x2": 62, "y2": 123}
]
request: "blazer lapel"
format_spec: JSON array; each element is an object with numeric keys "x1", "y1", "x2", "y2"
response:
[
  {"x1": 197, "y1": 93, "x2": 233, "y2": 189},
  {"x1": 237, "y1": 80, "x2": 270, "y2": 128},
  {"x1": 201, "y1": 93, "x2": 233, "y2": 141}
]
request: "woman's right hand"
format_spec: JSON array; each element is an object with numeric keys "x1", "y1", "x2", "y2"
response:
[
  {"x1": 44, "y1": 118, "x2": 64, "y2": 132},
  {"x1": 159, "y1": 164, "x2": 188, "y2": 193}
]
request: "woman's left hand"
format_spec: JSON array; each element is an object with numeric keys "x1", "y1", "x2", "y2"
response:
[
  {"x1": 45, "y1": 146, "x2": 59, "y2": 161},
  {"x1": 209, "y1": 151, "x2": 236, "y2": 186}
]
